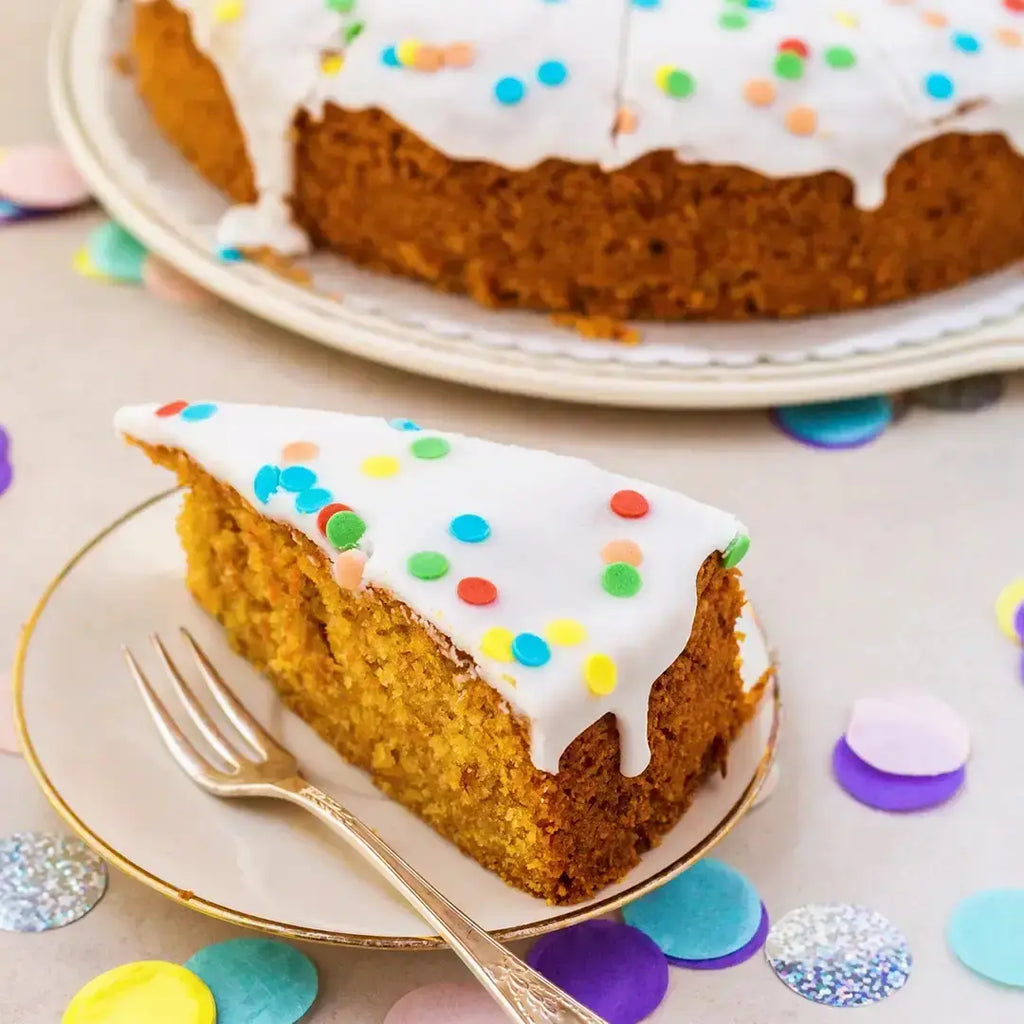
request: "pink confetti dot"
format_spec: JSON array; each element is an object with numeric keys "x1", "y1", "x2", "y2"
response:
[
  {"x1": 142, "y1": 255, "x2": 214, "y2": 306},
  {"x1": 384, "y1": 982, "x2": 507, "y2": 1023},
  {"x1": 332, "y1": 550, "x2": 367, "y2": 591},
  {"x1": 0, "y1": 144, "x2": 89, "y2": 210}
]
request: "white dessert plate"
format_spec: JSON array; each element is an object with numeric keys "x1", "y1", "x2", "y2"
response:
[
  {"x1": 14, "y1": 490, "x2": 778, "y2": 948},
  {"x1": 49, "y1": 0, "x2": 1024, "y2": 410}
]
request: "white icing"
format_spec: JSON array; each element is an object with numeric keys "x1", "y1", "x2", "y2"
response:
[
  {"x1": 115, "y1": 402, "x2": 744, "y2": 776},
  {"x1": 153, "y1": 0, "x2": 1024, "y2": 248}
]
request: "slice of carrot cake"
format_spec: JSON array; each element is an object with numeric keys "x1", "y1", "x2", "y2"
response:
[{"x1": 115, "y1": 401, "x2": 753, "y2": 903}]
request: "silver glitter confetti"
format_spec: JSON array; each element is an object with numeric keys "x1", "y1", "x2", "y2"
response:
[
  {"x1": 0, "y1": 832, "x2": 108, "y2": 932},
  {"x1": 765, "y1": 904, "x2": 912, "y2": 1008},
  {"x1": 909, "y1": 374, "x2": 1005, "y2": 412}
]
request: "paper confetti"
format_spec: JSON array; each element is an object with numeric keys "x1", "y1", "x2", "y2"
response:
[
  {"x1": 948, "y1": 889, "x2": 1024, "y2": 988},
  {"x1": 771, "y1": 396, "x2": 893, "y2": 449},
  {"x1": 668, "y1": 903, "x2": 770, "y2": 970},
  {"x1": 384, "y1": 982, "x2": 507, "y2": 1023},
  {"x1": 0, "y1": 144, "x2": 89, "y2": 209},
  {"x1": 141, "y1": 255, "x2": 214, "y2": 306},
  {"x1": 0, "y1": 424, "x2": 11, "y2": 498},
  {"x1": 995, "y1": 579, "x2": 1024, "y2": 642},
  {"x1": 766, "y1": 904, "x2": 912, "y2": 1007},
  {"x1": 87, "y1": 221, "x2": 146, "y2": 283},
  {"x1": 0, "y1": 832, "x2": 107, "y2": 931}
]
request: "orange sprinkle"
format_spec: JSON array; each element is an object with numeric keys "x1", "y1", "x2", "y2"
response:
[
  {"x1": 442, "y1": 42, "x2": 476, "y2": 68},
  {"x1": 921, "y1": 10, "x2": 948, "y2": 26},
  {"x1": 601, "y1": 539, "x2": 644, "y2": 567},
  {"x1": 615, "y1": 107, "x2": 638, "y2": 134},
  {"x1": 785, "y1": 105, "x2": 817, "y2": 136},
  {"x1": 743, "y1": 78, "x2": 776, "y2": 107},
  {"x1": 281, "y1": 441, "x2": 319, "y2": 464},
  {"x1": 414, "y1": 45, "x2": 444, "y2": 72},
  {"x1": 996, "y1": 27, "x2": 1022, "y2": 47}
]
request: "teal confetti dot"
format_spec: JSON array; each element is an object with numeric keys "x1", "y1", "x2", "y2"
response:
[
  {"x1": 952, "y1": 32, "x2": 980, "y2": 54},
  {"x1": 449, "y1": 514, "x2": 491, "y2": 543},
  {"x1": 602, "y1": 562, "x2": 642, "y2": 598},
  {"x1": 772, "y1": 396, "x2": 892, "y2": 449},
  {"x1": 279, "y1": 466, "x2": 317, "y2": 493},
  {"x1": 495, "y1": 76, "x2": 526, "y2": 105},
  {"x1": 88, "y1": 221, "x2": 146, "y2": 283},
  {"x1": 924, "y1": 72, "x2": 954, "y2": 99},
  {"x1": 512, "y1": 632, "x2": 551, "y2": 667},
  {"x1": 218, "y1": 247, "x2": 244, "y2": 263},
  {"x1": 537, "y1": 60, "x2": 568, "y2": 86},
  {"x1": 180, "y1": 403, "x2": 218, "y2": 422},
  {"x1": 184, "y1": 938, "x2": 318, "y2": 1024},
  {"x1": 253, "y1": 465, "x2": 280, "y2": 504},
  {"x1": 295, "y1": 488, "x2": 332, "y2": 514},
  {"x1": 382, "y1": 46, "x2": 400, "y2": 67},
  {"x1": 631, "y1": 0, "x2": 660, "y2": 6},
  {"x1": 948, "y1": 889, "x2": 1024, "y2": 987},
  {"x1": 388, "y1": 418, "x2": 421, "y2": 431}
]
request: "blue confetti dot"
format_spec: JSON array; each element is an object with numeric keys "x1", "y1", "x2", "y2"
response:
[
  {"x1": 623, "y1": 858, "x2": 763, "y2": 961},
  {"x1": 388, "y1": 417, "x2": 421, "y2": 431},
  {"x1": 253, "y1": 465, "x2": 280, "y2": 504},
  {"x1": 449, "y1": 513, "x2": 491, "y2": 544},
  {"x1": 948, "y1": 889, "x2": 1024, "y2": 988},
  {"x1": 631, "y1": 0, "x2": 661, "y2": 7},
  {"x1": 512, "y1": 633, "x2": 551, "y2": 667},
  {"x1": 537, "y1": 60, "x2": 568, "y2": 87},
  {"x1": 88, "y1": 221, "x2": 147, "y2": 283},
  {"x1": 952, "y1": 32, "x2": 980, "y2": 53},
  {"x1": 924, "y1": 72, "x2": 954, "y2": 100},
  {"x1": 180, "y1": 403, "x2": 218, "y2": 422},
  {"x1": 495, "y1": 76, "x2": 526, "y2": 105},
  {"x1": 185, "y1": 938, "x2": 318, "y2": 1024},
  {"x1": 217, "y1": 246, "x2": 244, "y2": 263},
  {"x1": 746, "y1": 0, "x2": 773, "y2": 8},
  {"x1": 381, "y1": 45, "x2": 400, "y2": 67},
  {"x1": 295, "y1": 488, "x2": 332, "y2": 514},
  {"x1": 279, "y1": 465, "x2": 317, "y2": 493},
  {"x1": 771, "y1": 396, "x2": 893, "y2": 449}
]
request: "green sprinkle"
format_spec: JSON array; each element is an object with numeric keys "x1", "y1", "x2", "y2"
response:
[
  {"x1": 410, "y1": 436, "x2": 451, "y2": 460},
  {"x1": 325, "y1": 0, "x2": 356, "y2": 12},
  {"x1": 325, "y1": 510, "x2": 366, "y2": 550},
  {"x1": 344, "y1": 20, "x2": 365, "y2": 44},
  {"x1": 722, "y1": 534, "x2": 750, "y2": 569},
  {"x1": 408, "y1": 551, "x2": 450, "y2": 581},
  {"x1": 665, "y1": 69, "x2": 696, "y2": 98},
  {"x1": 824, "y1": 45, "x2": 856, "y2": 69},
  {"x1": 719, "y1": 10, "x2": 748, "y2": 29},
  {"x1": 774, "y1": 51, "x2": 805, "y2": 80},
  {"x1": 602, "y1": 562, "x2": 642, "y2": 598}
]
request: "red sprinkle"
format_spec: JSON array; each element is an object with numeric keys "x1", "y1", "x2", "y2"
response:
[
  {"x1": 610, "y1": 489, "x2": 650, "y2": 519},
  {"x1": 155, "y1": 400, "x2": 188, "y2": 417},
  {"x1": 778, "y1": 38, "x2": 810, "y2": 58},
  {"x1": 317, "y1": 501, "x2": 352, "y2": 535},
  {"x1": 457, "y1": 577, "x2": 498, "y2": 606},
  {"x1": 1006, "y1": 0, "x2": 1024, "y2": 11}
]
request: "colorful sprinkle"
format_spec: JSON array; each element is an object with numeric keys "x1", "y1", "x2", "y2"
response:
[
  {"x1": 1005, "y1": 0, "x2": 1024, "y2": 12},
  {"x1": 457, "y1": 577, "x2": 498, "y2": 606},
  {"x1": 408, "y1": 551, "x2": 450, "y2": 580},
  {"x1": 253, "y1": 465, "x2": 281, "y2": 504},
  {"x1": 0, "y1": 428, "x2": 10, "y2": 502},
  {"x1": 320, "y1": 52, "x2": 344, "y2": 76},
  {"x1": 325, "y1": 0, "x2": 356, "y2": 11},
  {"x1": 774, "y1": 51, "x2": 805, "y2": 80},
  {"x1": 294, "y1": 488, "x2": 332, "y2": 514},
  {"x1": 281, "y1": 441, "x2": 319, "y2": 464},
  {"x1": 442, "y1": 42, "x2": 476, "y2": 67},
  {"x1": 996, "y1": 27, "x2": 1022, "y2": 46},
  {"x1": 609, "y1": 489, "x2": 649, "y2": 519},
  {"x1": 772, "y1": 396, "x2": 893, "y2": 448},
  {"x1": 546, "y1": 619, "x2": 587, "y2": 646},
  {"x1": 948, "y1": 889, "x2": 1024, "y2": 988},
  {"x1": 344, "y1": 20, "x2": 365, "y2": 44},
  {"x1": 361, "y1": 455, "x2": 400, "y2": 477},
  {"x1": 600, "y1": 539, "x2": 643, "y2": 566},
  {"x1": 952, "y1": 31, "x2": 981, "y2": 53},
  {"x1": 537, "y1": 60, "x2": 568, "y2": 86},
  {"x1": 584, "y1": 654, "x2": 617, "y2": 695},
  {"x1": 824, "y1": 45, "x2": 856, "y2": 68},
  {"x1": 155, "y1": 400, "x2": 188, "y2": 417},
  {"x1": 631, "y1": 0, "x2": 661, "y2": 6},
  {"x1": 414, "y1": 45, "x2": 444, "y2": 72},
  {"x1": 722, "y1": 534, "x2": 750, "y2": 569},
  {"x1": 602, "y1": 562, "x2": 642, "y2": 598},
  {"x1": 326, "y1": 510, "x2": 367, "y2": 550},
  {"x1": 615, "y1": 107, "x2": 639, "y2": 133},
  {"x1": 217, "y1": 246, "x2": 244, "y2": 263},
  {"x1": 743, "y1": 78, "x2": 776, "y2": 106},
  {"x1": 184, "y1": 938, "x2": 318, "y2": 1024},
  {"x1": 449, "y1": 513, "x2": 491, "y2": 543},
  {"x1": 778, "y1": 37, "x2": 810, "y2": 58},
  {"x1": 655, "y1": 65, "x2": 696, "y2": 98},
  {"x1": 396, "y1": 39, "x2": 421, "y2": 66},
  {"x1": 480, "y1": 627, "x2": 515, "y2": 663},
  {"x1": 387, "y1": 417, "x2": 421, "y2": 431},
  {"x1": 410, "y1": 436, "x2": 450, "y2": 460},
  {"x1": 279, "y1": 466, "x2": 317, "y2": 493},
  {"x1": 835, "y1": 11, "x2": 859, "y2": 27},
  {"x1": 62, "y1": 962, "x2": 216, "y2": 1024},
  {"x1": 766, "y1": 904, "x2": 912, "y2": 1007},
  {"x1": 922, "y1": 10, "x2": 948, "y2": 26},
  {"x1": 995, "y1": 580, "x2": 1024, "y2": 640},
  {"x1": 719, "y1": 10, "x2": 748, "y2": 29},
  {"x1": 316, "y1": 501, "x2": 351, "y2": 536},
  {"x1": 495, "y1": 76, "x2": 526, "y2": 105},
  {"x1": 381, "y1": 46, "x2": 400, "y2": 67},
  {"x1": 332, "y1": 549, "x2": 367, "y2": 591},
  {"x1": 213, "y1": 0, "x2": 244, "y2": 23},
  {"x1": 512, "y1": 633, "x2": 551, "y2": 668},
  {"x1": 924, "y1": 71, "x2": 955, "y2": 99},
  {"x1": 180, "y1": 403, "x2": 218, "y2": 422},
  {"x1": 785, "y1": 105, "x2": 817, "y2": 136}
]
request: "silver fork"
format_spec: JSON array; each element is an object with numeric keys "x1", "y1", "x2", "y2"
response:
[{"x1": 123, "y1": 629, "x2": 607, "y2": 1024}]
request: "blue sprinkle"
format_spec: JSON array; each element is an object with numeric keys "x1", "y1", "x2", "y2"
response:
[
  {"x1": 180, "y1": 402, "x2": 218, "y2": 422},
  {"x1": 924, "y1": 72, "x2": 954, "y2": 100},
  {"x1": 388, "y1": 417, "x2": 422, "y2": 431},
  {"x1": 952, "y1": 32, "x2": 980, "y2": 54},
  {"x1": 381, "y1": 45, "x2": 400, "y2": 67},
  {"x1": 253, "y1": 464, "x2": 280, "y2": 504},
  {"x1": 746, "y1": 0, "x2": 773, "y2": 8},
  {"x1": 279, "y1": 465, "x2": 317, "y2": 493},
  {"x1": 537, "y1": 60, "x2": 568, "y2": 87},
  {"x1": 217, "y1": 246, "x2": 244, "y2": 263},
  {"x1": 772, "y1": 396, "x2": 893, "y2": 449},
  {"x1": 512, "y1": 632, "x2": 551, "y2": 668},
  {"x1": 449, "y1": 513, "x2": 491, "y2": 544},
  {"x1": 295, "y1": 487, "x2": 332, "y2": 514},
  {"x1": 495, "y1": 76, "x2": 526, "y2": 106},
  {"x1": 631, "y1": 0, "x2": 661, "y2": 7}
]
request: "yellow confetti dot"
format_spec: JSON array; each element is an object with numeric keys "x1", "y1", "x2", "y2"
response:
[
  {"x1": 213, "y1": 0, "x2": 243, "y2": 23},
  {"x1": 995, "y1": 579, "x2": 1024, "y2": 641},
  {"x1": 546, "y1": 619, "x2": 588, "y2": 646},
  {"x1": 320, "y1": 53, "x2": 345, "y2": 76},
  {"x1": 360, "y1": 455, "x2": 400, "y2": 478},
  {"x1": 62, "y1": 961, "x2": 215, "y2": 1024},
  {"x1": 396, "y1": 38, "x2": 421, "y2": 66},
  {"x1": 481, "y1": 627, "x2": 515, "y2": 663},
  {"x1": 835, "y1": 10, "x2": 859, "y2": 27},
  {"x1": 585, "y1": 654, "x2": 617, "y2": 696},
  {"x1": 72, "y1": 247, "x2": 111, "y2": 281}
]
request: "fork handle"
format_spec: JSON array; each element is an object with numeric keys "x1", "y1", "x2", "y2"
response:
[{"x1": 277, "y1": 779, "x2": 607, "y2": 1024}]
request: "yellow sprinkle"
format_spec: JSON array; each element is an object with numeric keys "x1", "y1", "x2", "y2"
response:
[
  {"x1": 835, "y1": 10, "x2": 859, "y2": 27},
  {"x1": 654, "y1": 64, "x2": 674, "y2": 92},
  {"x1": 360, "y1": 455, "x2": 400, "y2": 478},
  {"x1": 500, "y1": 673, "x2": 518, "y2": 688},
  {"x1": 213, "y1": 0, "x2": 244, "y2": 23},
  {"x1": 321, "y1": 53, "x2": 345, "y2": 76},
  {"x1": 584, "y1": 653, "x2": 618, "y2": 696},
  {"x1": 396, "y1": 38, "x2": 421, "y2": 66},
  {"x1": 545, "y1": 619, "x2": 588, "y2": 646},
  {"x1": 481, "y1": 627, "x2": 515, "y2": 663},
  {"x1": 995, "y1": 579, "x2": 1024, "y2": 642}
]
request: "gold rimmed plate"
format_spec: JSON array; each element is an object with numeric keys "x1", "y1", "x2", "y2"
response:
[{"x1": 13, "y1": 490, "x2": 779, "y2": 949}]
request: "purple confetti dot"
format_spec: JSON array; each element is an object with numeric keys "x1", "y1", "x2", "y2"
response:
[
  {"x1": 1013, "y1": 601, "x2": 1024, "y2": 642},
  {"x1": 0, "y1": 426, "x2": 11, "y2": 498},
  {"x1": 668, "y1": 903, "x2": 770, "y2": 969},
  {"x1": 832, "y1": 736, "x2": 964, "y2": 812},
  {"x1": 527, "y1": 920, "x2": 668, "y2": 1024}
]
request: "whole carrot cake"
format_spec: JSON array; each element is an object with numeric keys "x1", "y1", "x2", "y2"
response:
[
  {"x1": 115, "y1": 401, "x2": 755, "y2": 903},
  {"x1": 131, "y1": 0, "x2": 1024, "y2": 321}
]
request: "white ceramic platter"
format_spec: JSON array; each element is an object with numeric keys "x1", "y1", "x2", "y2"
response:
[
  {"x1": 14, "y1": 491, "x2": 779, "y2": 948},
  {"x1": 53, "y1": 0, "x2": 1024, "y2": 408}
]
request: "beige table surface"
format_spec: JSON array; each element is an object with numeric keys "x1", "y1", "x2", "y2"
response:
[{"x1": 3, "y1": 3, "x2": 1024, "y2": 1022}]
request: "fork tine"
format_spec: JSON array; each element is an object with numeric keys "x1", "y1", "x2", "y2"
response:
[
  {"x1": 122, "y1": 646, "x2": 220, "y2": 785},
  {"x1": 179, "y1": 628, "x2": 288, "y2": 760},
  {"x1": 150, "y1": 635, "x2": 241, "y2": 768}
]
